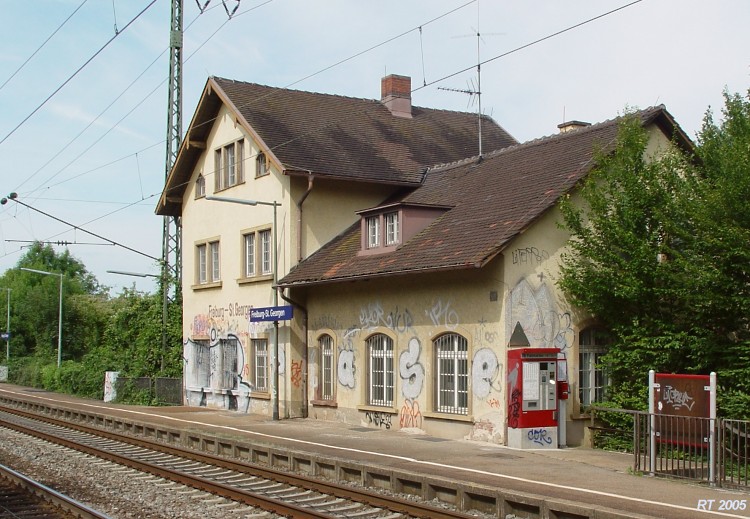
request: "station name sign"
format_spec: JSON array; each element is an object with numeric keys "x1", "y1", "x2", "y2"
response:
[{"x1": 249, "y1": 305, "x2": 293, "y2": 322}]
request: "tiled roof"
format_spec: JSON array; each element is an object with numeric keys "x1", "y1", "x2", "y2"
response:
[
  {"x1": 278, "y1": 106, "x2": 692, "y2": 287},
  {"x1": 157, "y1": 77, "x2": 517, "y2": 216}
]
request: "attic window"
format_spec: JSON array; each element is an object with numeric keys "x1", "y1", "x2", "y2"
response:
[
  {"x1": 195, "y1": 174, "x2": 205, "y2": 198},
  {"x1": 366, "y1": 216, "x2": 380, "y2": 248},
  {"x1": 256, "y1": 152, "x2": 268, "y2": 177},
  {"x1": 214, "y1": 139, "x2": 244, "y2": 191},
  {"x1": 385, "y1": 212, "x2": 399, "y2": 245},
  {"x1": 361, "y1": 210, "x2": 401, "y2": 254}
]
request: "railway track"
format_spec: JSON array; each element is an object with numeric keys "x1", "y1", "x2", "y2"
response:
[
  {"x1": 0, "y1": 461, "x2": 110, "y2": 519},
  {"x1": 0, "y1": 406, "x2": 479, "y2": 519}
]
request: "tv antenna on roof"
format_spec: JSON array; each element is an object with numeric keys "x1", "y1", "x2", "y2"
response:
[{"x1": 440, "y1": 4, "x2": 502, "y2": 158}]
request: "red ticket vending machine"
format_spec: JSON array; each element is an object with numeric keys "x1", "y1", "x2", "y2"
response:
[{"x1": 507, "y1": 347, "x2": 561, "y2": 448}]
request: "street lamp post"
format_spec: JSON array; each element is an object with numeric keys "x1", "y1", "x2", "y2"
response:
[
  {"x1": 20, "y1": 268, "x2": 63, "y2": 368},
  {"x1": 205, "y1": 195, "x2": 281, "y2": 420}
]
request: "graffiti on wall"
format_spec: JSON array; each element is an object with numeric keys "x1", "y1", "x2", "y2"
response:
[
  {"x1": 365, "y1": 410, "x2": 392, "y2": 429},
  {"x1": 291, "y1": 359, "x2": 304, "y2": 388},
  {"x1": 472, "y1": 348, "x2": 501, "y2": 399},
  {"x1": 399, "y1": 337, "x2": 425, "y2": 400},
  {"x1": 183, "y1": 332, "x2": 252, "y2": 413},
  {"x1": 337, "y1": 325, "x2": 358, "y2": 389},
  {"x1": 528, "y1": 428, "x2": 553, "y2": 446},
  {"x1": 399, "y1": 399, "x2": 423, "y2": 429},
  {"x1": 359, "y1": 302, "x2": 414, "y2": 334},
  {"x1": 511, "y1": 247, "x2": 550, "y2": 266},
  {"x1": 426, "y1": 298, "x2": 459, "y2": 329},
  {"x1": 505, "y1": 278, "x2": 574, "y2": 350}
]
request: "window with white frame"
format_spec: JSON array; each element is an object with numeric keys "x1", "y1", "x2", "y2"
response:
[
  {"x1": 195, "y1": 239, "x2": 220, "y2": 285},
  {"x1": 367, "y1": 334, "x2": 394, "y2": 407},
  {"x1": 434, "y1": 333, "x2": 469, "y2": 415},
  {"x1": 319, "y1": 334, "x2": 334, "y2": 401},
  {"x1": 385, "y1": 211, "x2": 399, "y2": 245},
  {"x1": 256, "y1": 151, "x2": 268, "y2": 177},
  {"x1": 214, "y1": 139, "x2": 244, "y2": 191},
  {"x1": 244, "y1": 233, "x2": 255, "y2": 277},
  {"x1": 579, "y1": 327, "x2": 610, "y2": 408},
  {"x1": 197, "y1": 244, "x2": 207, "y2": 284},
  {"x1": 195, "y1": 174, "x2": 205, "y2": 198},
  {"x1": 260, "y1": 229, "x2": 272, "y2": 275},
  {"x1": 366, "y1": 216, "x2": 380, "y2": 249},
  {"x1": 249, "y1": 339, "x2": 268, "y2": 391},
  {"x1": 241, "y1": 229, "x2": 272, "y2": 279},
  {"x1": 210, "y1": 241, "x2": 220, "y2": 282}
]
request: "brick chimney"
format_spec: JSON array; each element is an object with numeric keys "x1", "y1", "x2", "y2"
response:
[{"x1": 381, "y1": 74, "x2": 412, "y2": 118}]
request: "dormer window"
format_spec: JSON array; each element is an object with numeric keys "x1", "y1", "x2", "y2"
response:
[
  {"x1": 385, "y1": 212, "x2": 399, "y2": 245},
  {"x1": 358, "y1": 203, "x2": 447, "y2": 257},
  {"x1": 367, "y1": 216, "x2": 380, "y2": 248}
]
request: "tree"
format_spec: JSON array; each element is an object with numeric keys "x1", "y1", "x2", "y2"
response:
[{"x1": 558, "y1": 94, "x2": 750, "y2": 415}]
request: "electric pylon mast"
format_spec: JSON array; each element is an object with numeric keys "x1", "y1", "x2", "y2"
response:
[
  {"x1": 163, "y1": 0, "x2": 183, "y2": 300},
  {"x1": 161, "y1": 0, "x2": 183, "y2": 368}
]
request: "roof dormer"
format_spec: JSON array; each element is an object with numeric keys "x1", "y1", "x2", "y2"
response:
[{"x1": 357, "y1": 202, "x2": 448, "y2": 256}]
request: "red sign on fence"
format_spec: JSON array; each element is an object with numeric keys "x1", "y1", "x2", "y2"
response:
[{"x1": 652, "y1": 373, "x2": 711, "y2": 447}]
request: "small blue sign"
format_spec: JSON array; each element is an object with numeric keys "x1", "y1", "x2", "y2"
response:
[
  {"x1": 0, "y1": 332, "x2": 9, "y2": 340},
  {"x1": 249, "y1": 305, "x2": 293, "y2": 322}
]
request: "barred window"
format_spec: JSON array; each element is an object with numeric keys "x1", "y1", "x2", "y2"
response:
[
  {"x1": 579, "y1": 327, "x2": 610, "y2": 408},
  {"x1": 219, "y1": 338, "x2": 238, "y2": 390},
  {"x1": 367, "y1": 334, "x2": 394, "y2": 407},
  {"x1": 192, "y1": 340, "x2": 210, "y2": 387},
  {"x1": 319, "y1": 334, "x2": 334, "y2": 401},
  {"x1": 434, "y1": 333, "x2": 468, "y2": 415}
]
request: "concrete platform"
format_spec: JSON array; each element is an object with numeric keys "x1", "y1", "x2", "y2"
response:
[{"x1": 1, "y1": 383, "x2": 748, "y2": 519}]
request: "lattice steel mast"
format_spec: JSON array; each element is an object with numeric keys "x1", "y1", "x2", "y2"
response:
[{"x1": 161, "y1": 0, "x2": 183, "y2": 367}]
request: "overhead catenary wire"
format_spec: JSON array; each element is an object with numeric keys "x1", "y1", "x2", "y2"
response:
[
  {"x1": 0, "y1": 0, "x2": 89, "y2": 93},
  {"x1": 1, "y1": 195, "x2": 160, "y2": 262},
  {"x1": 17, "y1": 0, "x2": 266, "y2": 198},
  {"x1": 0, "y1": 0, "x2": 158, "y2": 147},
  {"x1": 413, "y1": 0, "x2": 644, "y2": 93},
  {"x1": 17, "y1": 0, "x2": 452, "y2": 203},
  {"x1": 163, "y1": 0, "x2": 646, "y2": 196},
  {"x1": 3, "y1": 0, "x2": 643, "y2": 268}
]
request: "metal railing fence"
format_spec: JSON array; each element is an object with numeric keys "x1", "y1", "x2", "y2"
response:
[{"x1": 590, "y1": 407, "x2": 750, "y2": 489}]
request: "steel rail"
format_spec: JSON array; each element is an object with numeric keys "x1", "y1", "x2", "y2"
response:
[
  {"x1": 0, "y1": 404, "x2": 477, "y2": 519},
  {"x1": 0, "y1": 462, "x2": 111, "y2": 519}
]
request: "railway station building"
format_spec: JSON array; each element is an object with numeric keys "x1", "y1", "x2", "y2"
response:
[{"x1": 156, "y1": 74, "x2": 691, "y2": 447}]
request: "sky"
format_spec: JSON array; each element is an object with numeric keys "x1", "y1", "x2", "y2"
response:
[{"x1": 0, "y1": 0, "x2": 747, "y2": 295}]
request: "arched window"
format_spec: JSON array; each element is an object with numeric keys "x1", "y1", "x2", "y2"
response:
[
  {"x1": 195, "y1": 174, "x2": 205, "y2": 198},
  {"x1": 319, "y1": 334, "x2": 335, "y2": 401},
  {"x1": 367, "y1": 334, "x2": 394, "y2": 407},
  {"x1": 434, "y1": 333, "x2": 468, "y2": 415},
  {"x1": 579, "y1": 327, "x2": 610, "y2": 407}
]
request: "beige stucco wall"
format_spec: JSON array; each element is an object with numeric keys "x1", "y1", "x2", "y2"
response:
[
  {"x1": 179, "y1": 106, "x2": 407, "y2": 417},
  {"x1": 305, "y1": 264, "x2": 510, "y2": 441},
  {"x1": 181, "y1": 105, "x2": 296, "y2": 415}
]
